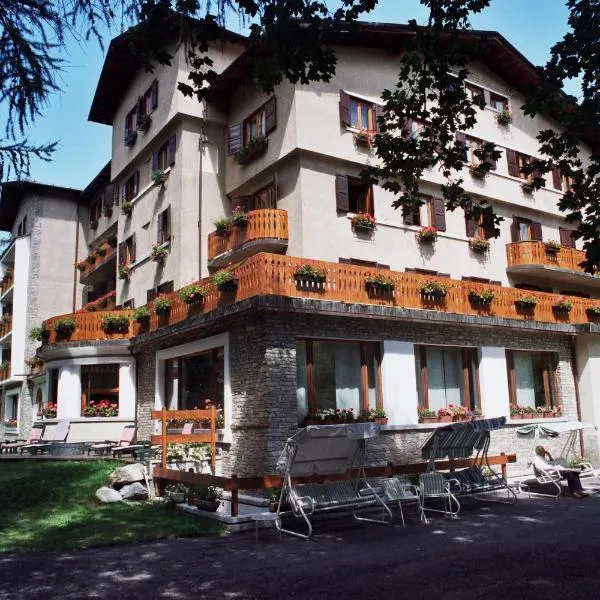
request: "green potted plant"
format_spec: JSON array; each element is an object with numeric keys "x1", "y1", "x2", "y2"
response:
[
  {"x1": 267, "y1": 487, "x2": 281, "y2": 513},
  {"x1": 294, "y1": 264, "x2": 327, "y2": 285},
  {"x1": 118, "y1": 265, "x2": 131, "y2": 280},
  {"x1": 553, "y1": 298, "x2": 573, "y2": 313},
  {"x1": 151, "y1": 169, "x2": 166, "y2": 185},
  {"x1": 213, "y1": 270, "x2": 237, "y2": 292},
  {"x1": 154, "y1": 295, "x2": 171, "y2": 316},
  {"x1": 138, "y1": 113, "x2": 152, "y2": 132},
  {"x1": 96, "y1": 244, "x2": 107, "y2": 258},
  {"x1": 515, "y1": 295, "x2": 538, "y2": 311},
  {"x1": 496, "y1": 108, "x2": 512, "y2": 126},
  {"x1": 353, "y1": 129, "x2": 375, "y2": 147},
  {"x1": 437, "y1": 407, "x2": 452, "y2": 423},
  {"x1": 121, "y1": 201, "x2": 134, "y2": 216},
  {"x1": 235, "y1": 135, "x2": 268, "y2": 165},
  {"x1": 54, "y1": 318, "x2": 76, "y2": 337},
  {"x1": 469, "y1": 238, "x2": 490, "y2": 253},
  {"x1": 193, "y1": 485, "x2": 222, "y2": 512},
  {"x1": 179, "y1": 283, "x2": 206, "y2": 305},
  {"x1": 163, "y1": 482, "x2": 188, "y2": 504},
  {"x1": 351, "y1": 212, "x2": 377, "y2": 232},
  {"x1": 151, "y1": 243, "x2": 169, "y2": 264},
  {"x1": 509, "y1": 404, "x2": 524, "y2": 419},
  {"x1": 213, "y1": 217, "x2": 231, "y2": 237},
  {"x1": 418, "y1": 407, "x2": 438, "y2": 424},
  {"x1": 372, "y1": 407, "x2": 388, "y2": 425},
  {"x1": 133, "y1": 306, "x2": 151, "y2": 323},
  {"x1": 468, "y1": 289, "x2": 495, "y2": 306},
  {"x1": 468, "y1": 161, "x2": 489, "y2": 179},
  {"x1": 420, "y1": 280, "x2": 448, "y2": 300},
  {"x1": 101, "y1": 313, "x2": 130, "y2": 334},
  {"x1": 86, "y1": 254, "x2": 96, "y2": 265},
  {"x1": 365, "y1": 274, "x2": 395, "y2": 293},
  {"x1": 75, "y1": 260, "x2": 87, "y2": 272},
  {"x1": 586, "y1": 306, "x2": 600, "y2": 320},
  {"x1": 416, "y1": 226, "x2": 438, "y2": 244}
]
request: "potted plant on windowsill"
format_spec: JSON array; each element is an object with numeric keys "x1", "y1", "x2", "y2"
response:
[
  {"x1": 101, "y1": 313, "x2": 130, "y2": 334},
  {"x1": 179, "y1": 283, "x2": 206, "y2": 305},
  {"x1": 294, "y1": 264, "x2": 327, "y2": 286},
  {"x1": 449, "y1": 404, "x2": 468, "y2": 421},
  {"x1": 536, "y1": 406, "x2": 554, "y2": 418},
  {"x1": 418, "y1": 407, "x2": 439, "y2": 424},
  {"x1": 42, "y1": 402, "x2": 57, "y2": 419},
  {"x1": 353, "y1": 129, "x2": 376, "y2": 148},
  {"x1": 552, "y1": 298, "x2": 573, "y2": 314},
  {"x1": 496, "y1": 108, "x2": 512, "y2": 126},
  {"x1": 103, "y1": 203, "x2": 113, "y2": 218},
  {"x1": 124, "y1": 131, "x2": 137, "y2": 147},
  {"x1": 510, "y1": 404, "x2": 524, "y2": 420},
  {"x1": 118, "y1": 265, "x2": 131, "y2": 281},
  {"x1": 371, "y1": 407, "x2": 388, "y2": 425},
  {"x1": 437, "y1": 407, "x2": 452, "y2": 423},
  {"x1": 137, "y1": 113, "x2": 152, "y2": 132},
  {"x1": 468, "y1": 162, "x2": 488, "y2": 179},
  {"x1": 213, "y1": 217, "x2": 231, "y2": 237},
  {"x1": 521, "y1": 406, "x2": 536, "y2": 419},
  {"x1": 469, "y1": 238, "x2": 490, "y2": 253},
  {"x1": 107, "y1": 235, "x2": 118, "y2": 248},
  {"x1": 235, "y1": 136, "x2": 268, "y2": 166},
  {"x1": 420, "y1": 280, "x2": 448, "y2": 301},
  {"x1": 365, "y1": 274, "x2": 395, "y2": 294},
  {"x1": 351, "y1": 212, "x2": 377, "y2": 233},
  {"x1": 468, "y1": 289, "x2": 495, "y2": 307},
  {"x1": 96, "y1": 244, "x2": 107, "y2": 258},
  {"x1": 416, "y1": 226, "x2": 438, "y2": 244},
  {"x1": 213, "y1": 269, "x2": 237, "y2": 292},
  {"x1": 151, "y1": 169, "x2": 166, "y2": 186},
  {"x1": 515, "y1": 295, "x2": 538, "y2": 311},
  {"x1": 544, "y1": 240, "x2": 561, "y2": 255},
  {"x1": 3, "y1": 418, "x2": 17, "y2": 429},
  {"x1": 76, "y1": 260, "x2": 87, "y2": 273},
  {"x1": 193, "y1": 485, "x2": 222, "y2": 512},
  {"x1": 153, "y1": 295, "x2": 171, "y2": 316},
  {"x1": 121, "y1": 201, "x2": 134, "y2": 217},
  {"x1": 521, "y1": 180, "x2": 535, "y2": 194},
  {"x1": 151, "y1": 244, "x2": 169, "y2": 264},
  {"x1": 86, "y1": 254, "x2": 96, "y2": 265}
]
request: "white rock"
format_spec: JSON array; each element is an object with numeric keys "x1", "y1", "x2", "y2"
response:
[
  {"x1": 96, "y1": 486, "x2": 123, "y2": 503},
  {"x1": 120, "y1": 482, "x2": 149, "y2": 500},
  {"x1": 110, "y1": 463, "x2": 147, "y2": 485}
]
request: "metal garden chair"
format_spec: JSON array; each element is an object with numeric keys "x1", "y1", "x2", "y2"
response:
[
  {"x1": 381, "y1": 475, "x2": 422, "y2": 527},
  {"x1": 419, "y1": 472, "x2": 460, "y2": 522}
]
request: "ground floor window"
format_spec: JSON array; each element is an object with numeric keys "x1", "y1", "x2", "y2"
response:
[
  {"x1": 81, "y1": 364, "x2": 119, "y2": 417},
  {"x1": 3, "y1": 392, "x2": 18, "y2": 427},
  {"x1": 296, "y1": 339, "x2": 382, "y2": 423},
  {"x1": 506, "y1": 350, "x2": 558, "y2": 409},
  {"x1": 416, "y1": 345, "x2": 480, "y2": 412},
  {"x1": 164, "y1": 347, "x2": 224, "y2": 413}
]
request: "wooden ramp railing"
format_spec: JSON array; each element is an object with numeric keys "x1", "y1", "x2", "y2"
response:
[{"x1": 151, "y1": 408, "x2": 217, "y2": 472}]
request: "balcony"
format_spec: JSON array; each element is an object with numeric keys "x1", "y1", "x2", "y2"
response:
[
  {"x1": 79, "y1": 290, "x2": 117, "y2": 313},
  {"x1": 0, "y1": 272, "x2": 14, "y2": 297},
  {"x1": 0, "y1": 361, "x2": 11, "y2": 381},
  {"x1": 0, "y1": 316, "x2": 12, "y2": 341},
  {"x1": 42, "y1": 252, "x2": 600, "y2": 346},
  {"x1": 207, "y1": 209, "x2": 288, "y2": 268},
  {"x1": 43, "y1": 311, "x2": 134, "y2": 345},
  {"x1": 78, "y1": 244, "x2": 117, "y2": 285},
  {"x1": 506, "y1": 241, "x2": 600, "y2": 287}
]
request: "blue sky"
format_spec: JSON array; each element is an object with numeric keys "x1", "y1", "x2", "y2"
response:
[{"x1": 24, "y1": 0, "x2": 572, "y2": 190}]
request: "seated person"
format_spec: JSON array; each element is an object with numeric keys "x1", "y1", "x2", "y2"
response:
[{"x1": 534, "y1": 445, "x2": 588, "y2": 499}]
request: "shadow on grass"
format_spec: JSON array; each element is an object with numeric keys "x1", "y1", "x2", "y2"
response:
[{"x1": 0, "y1": 461, "x2": 224, "y2": 553}]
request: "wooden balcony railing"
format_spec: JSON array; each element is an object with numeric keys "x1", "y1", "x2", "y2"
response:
[
  {"x1": 506, "y1": 241, "x2": 591, "y2": 274},
  {"x1": 207, "y1": 209, "x2": 288, "y2": 261},
  {"x1": 0, "y1": 316, "x2": 12, "y2": 339},
  {"x1": 78, "y1": 290, "x2": 117, "y2": 313},
  {"x1": 42, "y1": 252, "x2": 600, "y2": 346},
  {"x1": 79, "y1": 244, "x2": 117, "y2": 281},
  {"x1": 0, "y1": 272, "x2": 14, "y2": 296}
]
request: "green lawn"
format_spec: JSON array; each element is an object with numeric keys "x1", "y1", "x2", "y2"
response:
[{"x1": 0, "y1": 460, "x2": 224, "y2": 553}]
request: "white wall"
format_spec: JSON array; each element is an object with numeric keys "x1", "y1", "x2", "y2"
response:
[{"x1": 11, "y1": 236, "x2": 30, "y2": 379}]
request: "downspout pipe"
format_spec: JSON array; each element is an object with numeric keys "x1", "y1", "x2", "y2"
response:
[
  {"x1": 570, "y1": 334, "x2": 585, "y2": 457},
  {"x1": 72, "y1": 202, "x2": 80, "y2": 312}
]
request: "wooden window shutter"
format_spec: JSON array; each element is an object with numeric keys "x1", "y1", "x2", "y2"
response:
[
  {"x1": 506, "y1": 149, "x2": 519, "y2": 178},
  {"x1": 552, "y1": 167, "x2": 562, "y2": 190},
  {"x1": 559, "y1": 227, "x2": 574, "y2": 248},
  {"x1": 118, "y1": 242, "x2": 126, "y2": 266},
  {"x1": 510, "y1": 218, "x2": 520, "y2": 242},
  {"x1": 136, "y1": 97, "x2": 144, "y2": 124},
  {"x1": 147, "y1": 288, "x2": 157, "y2": 303},
  {"x1": 133, "y1": 170, "x2": 140, "y2": 197},
  {"x1": 227, "y1": 124, "x2": 242, "y2": 155},
  {"x1": 157, "y1": 210, "x2": 164, "y2": 244},
  {"x1": 167, "y1": 134, "x2": 176, "y2": 166},
  {"x1": 264, "y1": 97, "x2": 277, "y2": 134},
  {"x1": 432, "y1": 197, "x2": 446, "y2": 232},
  {"x1": 419, "y1": 346, "x2": 429, "y2": 408},
  {"x1": 131, "y1": 234, "x2": 136, "y2": 262},
  {"x1": 164, "y1": 207, "x2": 171, "y2": 241},
  {"x1": 531, "y1": 222, "x2": 543, "y2": 241},
  {"x1": 339, "y1": 90, "x2": 351, "y2": 126},
  {"x1": 335, "y1": 175, "x2": 349, "y2": 213},
  {"x1": 465, "y1": 211, "x2": 478, "y2": 237},
  {"x1": 105, "y1": 184, "x2": 114, "y2": 206},
  {"x1": 375, "y1": 104, "x2": 384, "y2": 133},
  {"x1": 403, "y1": 204, "x2": 414, "y2": 226},
  {"x1": 506, "y1": 350, "x2": 516, "y2": 406},
  {"x1": 152, "y1": 151, "x2": 159, "y2": 172},
  {"x1": 151, "y1": 79, "x2": 159, "y2": 110}
]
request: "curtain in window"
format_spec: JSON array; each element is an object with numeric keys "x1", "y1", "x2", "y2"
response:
[
  {"x1": 514, "y1": 352, "x2": 536, "y2": 408},
  {"x1": 426, "y1": 347, "x2": 464, "y2": 410}
]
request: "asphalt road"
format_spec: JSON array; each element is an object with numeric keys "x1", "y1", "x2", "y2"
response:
[{"x1": 1, "y1": 490, "x2": 600, "y2": 600}]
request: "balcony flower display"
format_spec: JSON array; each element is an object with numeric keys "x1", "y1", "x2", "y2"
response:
[
  {"x1": 151, "y1": 169, "x2": 166, "y2": 185},
  {"x1": 154, "y1": 295, "x2": 171, "y2": 315},
  {"x1": 235, "y1": 135, "x2": 268, "y2": 166},
  {"x1": 416, "y1": 226, "x2": 438, "y2": 244},
  {"x1": 586, "y1": 306, "x2": 600, "y2": 320},
  {"x1": 437, "y1": 407, "x2": 453, "y2": 422},
  {"x1": 118, "y1": 265, "x2": 131, "y2": 280},
  {"x1": 101, "y1": 314, "x2": 130, "y2": 334},
  {"x1": 29, "y1": 326, "x2": 50, "y2": 342},
  {"x1": 420, "y1": 280, "x2": 448, "y2": 299},
  {"x1": 179, "y1": 284, "x2": 206, "y2": 305},
  {"x1": 138, "y1": 113, "x2": 152, "y2": 132},
  {"x1": 515, "y1": 295, "x2": 538, "y2": 311},
  {"x1": 96, "y1": 244, "x2": 107, "y2": 257},
  {"x1": 469, "y1": 237, "x2": 490, "y2": 253},
  {"x1": 294, "y1": 264, "x2": 327, "y2": 284},
  {"x1": 353, "y1": 129, "x2": 376, "y2": 147},
  {"x1": 86, "y1": 254, "x2": 96, "y2": 265},
  {"x1": 468, "y1": 161, "x2": 488, "y2": 179},
  {"x1": 133, "y1": 306, "x2": 150, "y2": 323},
  {"x1": 4, "y1": 418, "x2": 17, "y2": 428},
  {"x1": 151, "y1": 243, "x2": 169, "y2": 264},
  {"x1": 41, "y1": 402, "x2": 57, "y2": 419},
  {"x1": 83, "y1": 399, "x2": 118, "y2": 418},
  {"x1": 468, "y1": 289, "x2": 495, "y2": 306},
  {"x1": 213, "y1": 217, "x2": 230, "y2": 237},
  {"x1": 418, "y1": 407, "x2": 439, "y2": 423},
  {"x1": 231, "y1": 204, "x2": 248, "y2": 226},
  {"x1": 496, "y1": 108, "x2": 512, "y2": 126},
  {"x1": 544, "y1": 240, "x2": 561, "y2": 255},
  {"x1": 552, "y1": 298, "x2": 573, "y2": 313},
  {"x1": 54, "y1": 318, "x2": 76, "y2": 337},
  {"x1": 213, "y1": 270, "x2": 237, "y2": 292},
  {"x1": 351, "y1": 212, "x2": 377, "y2": 232},
  {"x1": 121, "y1": 201, "x2": 134, "y2": 216},
  {"x1": 365, "y1": 274, "x2": 395, "y2": 293},
  {"x1": 76, "y1": 260, "x2": 87, "y2": 272},
  {"x1": 448, "y1": 404, "x2": 468, "y2": 421}
]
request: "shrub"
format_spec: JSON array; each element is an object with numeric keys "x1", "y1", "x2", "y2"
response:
[
  {"x1": 29, "y1": 326, "x2": 49, "y2": 342},
  {"x1": 101, "y1": 314, "x2": 130, "y2": 333},
  {"x1": 133, "y1": 306, "x2": 150, "y2": 322},
  {"x1": 54, "y1": 318, "x2": 76, "y2": 336},
  {"x1": 154, "y1": 295, "x2": 171, "y2": 315},
  {"x1": 213, "y1": 270, "x2": 236, "y2": 290},
  {"x1": 121, "y1": 201, "x2": 134, "y2": 216},
  {"x1": 179, "y1": 284, "x2": 207, "y2": 304}
]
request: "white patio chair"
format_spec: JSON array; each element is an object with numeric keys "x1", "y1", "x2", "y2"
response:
[
  {"x1": 381, "y1": 476, "x2": 422, "y2": 527},
  {"x1": 419, "y1": 472, "x2": 460, "y2": 523},
  {"x1": 515, "y1": 463, "x2": 562, "y2": 498}
]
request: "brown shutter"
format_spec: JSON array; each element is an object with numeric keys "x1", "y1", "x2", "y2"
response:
[
  {"x1": 432, "y1": 197, "x2": 446, "y2": 232},
  {"x1": 506, "y1": 350, "x2": 516, "y2": 406},
  {"x1": 559, "y1": 228, "x2": 574, "y2": 248},
  {"x1": 167, "y1": 134, "x2": 176, "y2": 166},
  {"x1": 531, "y1": 222, "x2": 543, "y2": 241},
  {"x1": 147, "y1": 288, "x2": 157, "y2": 303},
  {"x1": 157, "y1": 211, "x2": 164, "y2": 244},
  {"x1": 152, "y1": 151, "x2": 159, "y2": 171},
  {"x1": 339, "y1": 90, "x2": 351, "y2": 126},
  {"x1": 510, "y1": 218, "x2": 520, "y2": 242},
  {"x1": 151, "y1": 79, "x2": 159, "y2": 110},
  {"x1": 375, "y1": 104, "x2": 384, "y2": 133},
  {"x1": 552, "y1": 167, "x2": 562, "y2": 190},
  {"x1": 228, "y1": 124, "x2": 242, "y2": 155},
  {"x1": 133, "y1": 170, "x2": 140, "y2": 196},
  {"x1": 465, "y1": 210, "x2": 478, "y2": 237},
  {"x1": 264, "y1": 97, "x2": 277, "y2": 134},
  {"x1": 506, "y1": 149, "x2": 519, "y2": 177},
  {"x1": 105, "y1": 184, "x2": 114, "y2": 207},
  {"x1": 131, "y1": 235, "x2": 136, "y2": 262},
  {"x1": 118, "y1": 242, "x2": 126, "y2": 266},
  {"x1": 335, "y1": 175, "x2": 349, "y2": 213},
  {"x1": 136, "y1": 97, "x2": 144, "y2": 125},
  {"x1": 455, "y1": 132, "x2": 466, "y2": 144},
  {"x1": 164, "y1": 207, "x2": 171, "y2": 241},
  {"x1": 403, "y1": 202, "x2": 414, "y2": 226}
]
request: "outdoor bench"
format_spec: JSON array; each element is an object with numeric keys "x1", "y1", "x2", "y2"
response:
[{"x1": 443, "y1": 466, "x2": 517, "y2": 503}]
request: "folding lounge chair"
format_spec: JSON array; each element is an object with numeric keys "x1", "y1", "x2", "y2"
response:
[
  {"x1": 87, "y1": 426, "x2": 136, "y2": 456},
  {"x1": 381, "y1": 475, "x2": 423, "y2": 527},
  {"x1": 20, "y1": 420, "x2": 70, "y2": 455},
  {"x1": 419, "y1": 472, "x2": 460, "y2": 522},
  {"x1": 1, "y1": 427, "x2": 43, "y2": 454},
  {"x1": 515, "y1": 462, "x2": 562, "y2": 498}
]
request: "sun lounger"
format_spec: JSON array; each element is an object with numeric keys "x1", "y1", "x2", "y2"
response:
[
  {"x1": 21, "y1": 420, "x2": 70, "y2": 454},
  {"x1": 87, "y1": 426, "x2": 136, "y2": 456},
  {"x1": 1, "y1": 427, "x2": 43, "y2": 453}
]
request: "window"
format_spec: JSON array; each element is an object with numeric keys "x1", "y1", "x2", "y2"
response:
[
  {"x1": 506, "y1": 149, "x2": 541, "y2": 184},
  {"x1": 552, "y1": 168, "x2": 574, "y2": 192},
  {"x1": 81, "y1": 364, "x2": 119, "y2": 416},
  {"x1": 137, "y1": 80, "x2": 158, "y2": 122},
  {"x1": 335, "y1": 175, "x2": 374, "y2": 215},
  {"x1": 506, "y1": 350, "x2": 557, "y2": 409},
  {"x1": 464, "y1": 205, "x2": 494, "y2": 239},
  {"x1": 416, "y1": 345, "x2": 480, "y2": 412},
  {"x1": 152, "y1": 135, "x2": 176, "y2": 172},
  {"x1": 157, "y1": 207, "x2": 171, "y2": 244},
  {"x1": 125, "y1": 106, "x2": 137, "y2": 137},
  {"x1": 118, "y1": 235, "x2": 136, "y2": 267},
  {"x1": 403, "y1": 198, "x2": 423, "y2": 226},
  {"x1": 4, "y1": 393, "x2": 18, "y2": 424},
  {"x1": 296, "y1": 340, "x2": 382, "y2": 423},
  {"x1": 489, "y1": 92, "x2": 509, "y2": 112},
  {"x1": 465, "y1": 82, "x2": 485, "y2": 105},
  {"x1": 121, "y1": 171, "x2": 140, "y2": 202},
  {"x1": 49, "y1": 369, "x2": 59, "y2": 404},
  {"x1": 339, "y1": 258, "x2": 390, "y2": 269},
  {"x1": 339, "y1": 91, "x2": 381, "y2": 132},
  {"x1": 17, "y1": 216, "x2": 27, "y2": 236},
  {"x1": 164, "y1": 347, "x2": 224, "y2": 413},
  {"x1": 90, "y1": 198, "x2": 102, "y2": 224},
  {"x1": 233, "y1": 180, "x2": 277, "y2": 212},
  {"x1": 227, "y1": 97, "x2": 276, "y2": 155},
  {"x1": 157, "y1": 280, "x2": 174, "y2": 295},
  {"x1": 404, "y1": 195, "x2": 446, "y2": 231},
  {"x1": 123, "y1": 299, "x2": 135, "y2": 308},
  {"x1": 510, "y1": 218, "x2": 543, "y2": 243}
]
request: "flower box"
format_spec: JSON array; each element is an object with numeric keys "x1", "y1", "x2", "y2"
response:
[
  {"x1": 138, "y1": 114, "x2": 152, "y2": 132},
  {"x1": 294, "y1": 265, "x2": 327, "y2": 286},
  {"x1": 196, "y1": 499, "x2": 220, "y2": 512},
  {"x1": 469, "y1": 238, "x2": 490, "y2": 253},
  {"x1": 544, "y1": 241, "x2": 561, "y2": 255},
  {"x1": 419, "y1": 417, "x2": 439, "y2": 424},
  {"x1": 586, "y1": 307, "x2": 600, "y2": 320},
  {"x1": 469, "y1": 164, "x2": 487, "y2": 179},
  {"x1": 351, "y1": 212, "x2": 377, "y2": 233},
  {"x1": 375, "y1": 417, "x2": 388, "y2": 425},
  {"x1": 124, "y1": 131, "x2": 137, "y2": 147},
  {"x1": 510, "y1": 413, "x2": 523, "y2": 420},
  {"x1": 416, "y1": 227, "x2": 438, "y2": 244},
  {"x1": 420, "y1": 281, "x2": 448, "y2": 300},
  {"x1": 365, "y1": 275, "x2": 395, "y2": 295},
  {"x1": 521, "y1": 412, "x2": 535, "y2": 419},
  {"x1": 438, "y1": 415, "x2": 453, "y2": 423},
  {"x1": 553, "y1": 301, "x2": 573, "y2": 314},
  {"x1": 236, "y1": 136, "x2": 268, "y2": 166},
  {"x1": 468, "y1": 290, "x2": 495, "y2": 306},
  {"x1": 521, "y1": 181, "x2": 535, "y2": 194},
  {"x1": 515, "y1": 297, "x2": 537, "y2": 311},
  {"x1": 213, "y1": 271, "x2": 238, "y2": 292},
  {"x1": 496, "y1": 109, "x2": 512, "y2": 126}
]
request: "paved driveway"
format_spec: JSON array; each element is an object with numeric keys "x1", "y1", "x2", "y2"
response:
[{"x1": 1, "y1": 487, "x2": 600, "y2": 600}]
